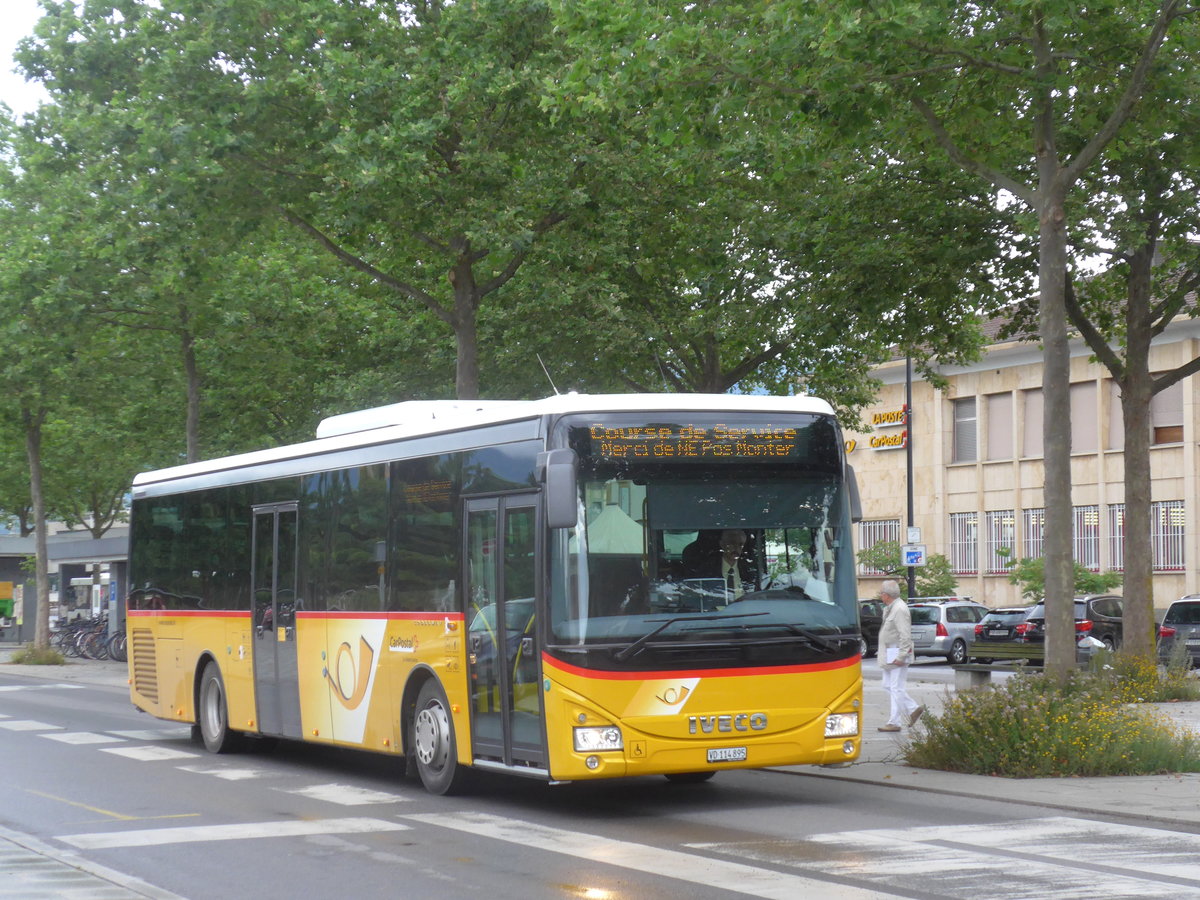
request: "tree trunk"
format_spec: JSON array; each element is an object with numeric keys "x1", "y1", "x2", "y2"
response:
[
  {"x1": 449, "y1": 253, "x2": 481, "y2": 400},
  {"x1": 1121, "y1": 372, "x2": 1154, "y2": 658},
  {"x1": 180, "y1": 306, "x2": 202, "y2": 463},
  {"x1": 1039, "y1": 184, "x2": 1076, "y2": 681},
  {"x1": 1119, "y1": 246, "x2": 1157, "y2": 660},
  {"x1": 22, "y1": 407, "x2": 51, "y2": 651}
]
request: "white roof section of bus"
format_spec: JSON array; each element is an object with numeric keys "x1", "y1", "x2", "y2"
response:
[{"x1": 132, "y1": 392, "x2": 833, "y2": 488}]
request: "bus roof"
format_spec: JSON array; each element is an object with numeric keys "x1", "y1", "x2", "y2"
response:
[{"x1": 131, "y1": 392, "x2": 835, "y2": 491}]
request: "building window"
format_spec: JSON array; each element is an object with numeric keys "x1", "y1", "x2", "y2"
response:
[
  {"x1": 1110, "y1": 378, "x2": 1185, "y2": 448},
  {"x1": 858, "y1": 519, "x2": 900, "y2": 575},
  {"x1": 952, "y1": 398, "x2": 977, "y2": 463},
  {"x1": 1153, "y1": 500, "x2": 1185, "y2": 572},
  {"x1": 984, "y1": 510, "x2": 1016, "y2": 573},
  {"x1": 1151, "y1": 380, "x2": 1184, "y2": 445},
  {"x1": 986, "y1": 393, "x2": 1013, "y2": 460},
  {"x1": 1070, "y1": 382, "x2": 1098, "y2": 453},
  {"x1": 1107, "y1": 504, "x2": 1125, "y2": 572},
  {"x1": 948, "y1": 512, "x2": 979, "y2": 575},
  {"x1": 1107, "y1": 382, "x2": 1124, "y2": 450},
  {"x1": 1022, "y1": 389, "x2": 1043, "y2": 458},
  {"x1": 1073, "y1": 505, "x2": 1101, "y2": 572},
  {"x1": 1022, "y1": 508, "x2": 1045, "y2": 559}
]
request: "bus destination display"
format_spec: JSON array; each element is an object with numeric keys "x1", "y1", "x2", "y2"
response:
[{"x1": 578, "y1": 423, "x2": 801, "y2": 460}]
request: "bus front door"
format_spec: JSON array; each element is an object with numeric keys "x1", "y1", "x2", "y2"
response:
[
  {"x1": 465, "y1": 495, "x2": 545, "y2": 770},
  {"x1": 252, "y1": 503, "x2": 302, "y2": 739}
]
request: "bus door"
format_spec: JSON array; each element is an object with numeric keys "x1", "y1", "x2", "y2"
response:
[
  {"x1": 465, "y1": 494, "x2": 544, "y2": 769},
  {"x1": 252, "y1": 502, "x2": 302, "y2": 738}
]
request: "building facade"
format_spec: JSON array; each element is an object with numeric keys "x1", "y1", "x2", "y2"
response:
[{"x1": 848, "y1": 318, "x2": 1200, "y2": 613}]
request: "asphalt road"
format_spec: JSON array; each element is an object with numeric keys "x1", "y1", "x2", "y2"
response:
[{"x1": 4, "y1": 664, "x2": 1200, "y2": 900}]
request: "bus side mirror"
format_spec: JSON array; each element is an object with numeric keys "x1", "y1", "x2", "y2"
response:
[
  {"x1": 846, "y1": 464, "x2": 863, "y2": 524},
  {"x1": 538, "y1": 449, "x2": 578, "y2": 529}
]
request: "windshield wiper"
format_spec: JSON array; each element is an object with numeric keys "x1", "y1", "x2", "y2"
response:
[
  {"x1": 780, "y1": 624, "x2": 843, "y2": 652},
  {"x1": 613, "y1": 612, "x2": 767, "y2": 662},
  {"x1": 724, "y1": 621, "x2": 850, "y2": 653}
]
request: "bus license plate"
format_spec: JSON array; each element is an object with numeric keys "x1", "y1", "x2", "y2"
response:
[{"x1": 707, "y1": 746, "x2": 747, "y2": 763}]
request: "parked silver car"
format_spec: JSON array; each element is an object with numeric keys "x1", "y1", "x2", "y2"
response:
[{"x1": 909, "y1": 599, "x2": 990, "y2": 664}]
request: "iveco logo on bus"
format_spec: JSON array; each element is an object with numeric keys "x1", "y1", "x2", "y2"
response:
[{"x1": 687, "y1": 713, "x2": 768, "y2": 734}]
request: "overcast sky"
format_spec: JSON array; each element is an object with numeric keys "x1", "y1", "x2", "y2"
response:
[{"x1": 1, "y1": 0, "x2": 50, "y2": 116}]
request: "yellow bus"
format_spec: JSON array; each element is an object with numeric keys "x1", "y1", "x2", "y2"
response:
[{"x1": 127, "y1": 394, "x2": 864, "y2": 794}]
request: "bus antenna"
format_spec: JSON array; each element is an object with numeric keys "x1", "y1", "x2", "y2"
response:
[{"x1": 537, "y1": 354, "x2": 560, "y2": 395}]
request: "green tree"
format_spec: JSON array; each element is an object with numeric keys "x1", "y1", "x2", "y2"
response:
[
  {"x1": 1059, "y1": 158, "x2": 1200, "y2": 658},
  {"x1": 855, "y1": 541, "x2": 958, "y2": 599},
  {"x1": 556, "y1": 0, "x2": 1195, "y2": 677},
  {"x1": 1006, "y1": 557, "x2": 1123, "y2": 603},
  {"x1": 24, "y1": 0, "x2": 624, "y2": 401},
  {"x1": 799, "y1": 1, "x2": 1193, "y2": 678},
  {"x1": 0, "y1": 111, "x2": 118, "y2": 648}
]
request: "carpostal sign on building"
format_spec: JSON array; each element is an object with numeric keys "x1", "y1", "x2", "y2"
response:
[{"x1": 844, "y1": 406, "x2": 908, "y2": 455}]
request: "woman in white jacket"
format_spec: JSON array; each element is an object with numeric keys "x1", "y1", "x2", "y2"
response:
[{"x1": 876, "y1": 579, "x2": 925, "y2": 732}]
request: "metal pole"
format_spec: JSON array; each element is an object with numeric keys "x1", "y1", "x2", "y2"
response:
[{"x1": 906, "y1": 356, "x2": 917, "y2": 599}]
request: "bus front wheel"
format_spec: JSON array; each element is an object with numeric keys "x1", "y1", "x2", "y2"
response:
[
  {"x1": 198, "y1": 662, "x2": 244, "y2": 754},
  {"x1": 413, "y1": 680, "x2": 466, "y2": 795}
]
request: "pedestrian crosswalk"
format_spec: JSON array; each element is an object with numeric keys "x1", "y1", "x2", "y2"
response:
[
  {"x1": 59, "y1": 817, "x2": 411, "y2": 851},
  {"x1": 7, "y1": 686, "x2": 1200, "y2": 900},
  {"x1": 686, "y1": 817, "x2": 1200, "y2": 899}
]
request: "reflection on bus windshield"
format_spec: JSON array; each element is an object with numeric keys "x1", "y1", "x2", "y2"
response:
[{"x1": 551, "y1": 475, "x2": 855, "y2": 644}]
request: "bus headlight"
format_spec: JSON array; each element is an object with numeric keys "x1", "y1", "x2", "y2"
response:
[
  {"x1": 825, "y1": 713, "x2": 859, "y2": 738},
  {"x1": 573, "y1": 726, "x2": 623, "y2": 752}
]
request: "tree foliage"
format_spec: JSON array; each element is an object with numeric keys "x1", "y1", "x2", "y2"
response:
[
  {"x1": 554, "y1": 0, "x2": 1196, "y2": 675},
  {"x1": 855, "y1": 541, "x2": 958, "y2": 599},
  {"x1": 1006, "y1": 557, "x2": 1124, "y2": 603}
]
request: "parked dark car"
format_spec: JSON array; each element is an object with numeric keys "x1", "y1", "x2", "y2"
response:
[
  {"x1": 858, "y1": 598, "x2": 883, "y2": 658},
  {"x1": 973, "y1": 606, "x2": 1036, "y2": 645},
  {"x1": 969, "y1": 596, "x2": 1119, "y2": 663},
  {"x1": 1158, "y1": 594, "x2": 1200, "y2": 667},
  {"x1": 1023, "y1": 595, "x2": 1124, "y2": 650}
]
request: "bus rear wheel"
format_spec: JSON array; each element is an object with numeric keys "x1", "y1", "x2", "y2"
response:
[
  {"x1": 198, "y1": 662, "x2": 244, "y2": 754},
  {"x1": 413, "y1": 680, "x2": 466, "y2": 795}
]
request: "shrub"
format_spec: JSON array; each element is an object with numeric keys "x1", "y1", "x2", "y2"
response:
[
  {"x1": 905, "y1": 669, "x2": 1200, "y2": 777},
  {"x1": 1086, "y1": 650, "x2": 1200, "y2": 703},
  {"x1": 9, "y1": 644, "x2": 66, "y2": 665}
]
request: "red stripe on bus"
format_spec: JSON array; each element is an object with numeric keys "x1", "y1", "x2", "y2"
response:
[
  {"x1": 541, "y1": 653, "x2": 858, "y2": 681},
  {"x1": 296, "y1": 611, "x2": 466, "y2": 621},
  {"x1": 126, "y1": 610, "x2": 250, "y2": 618}
]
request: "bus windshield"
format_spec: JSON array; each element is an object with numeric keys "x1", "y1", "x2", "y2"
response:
[{"x1": 548, "y1": 470, "x2": 857, "y2": 661}]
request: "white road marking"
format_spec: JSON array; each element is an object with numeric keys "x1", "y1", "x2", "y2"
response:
[
  {"x1": 177, "y1": 765, "x2": 276, "y2": 781},
  {"x1": 687, "y1": 816, "x2": 1200, "y2": 899},
  {"x1": 0, "y1": 719, "x2": 62, "y2": 731},
  {"x1": 41, "y1": 732, "x2": 126, "y2": 745},
  {"x1": 282, "y1": 783, "x2": 411, "y2": 806},
  {"x1": 0, "y1": 683, "x2": 84, "y2": 692},
  {"x1": 404, "y1": 811, "x2": 894, "y2": 900},
  {"x1": 108, "y1": 729, "x2": 192, "y2": 741},
  {"x1": 59, "y1": 817, "x2": 410, "y2": 850},
  {"x1": 101, "y1": 746, "x2": 201, "y2": 762}
]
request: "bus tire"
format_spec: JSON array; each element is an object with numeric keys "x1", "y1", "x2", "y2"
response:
[
  {"x1": 198, "y1": 662, "x2": 244, "y2": 754},
  {"x1": 413, "y1": 679, "x2": 466, "y2": 795}
]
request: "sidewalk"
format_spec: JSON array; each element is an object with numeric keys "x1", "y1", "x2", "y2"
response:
[
  {"x1": 0, "y1": 645, "x2": 130, "y2": 688},
  {"x1": 792, "y1": 673, "x2": 1200, "y2": 828}
]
